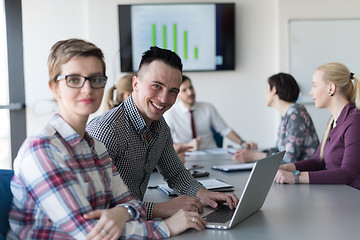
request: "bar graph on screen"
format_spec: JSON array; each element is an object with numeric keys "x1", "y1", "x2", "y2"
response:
[
  {"x1": 131, "y1": 4, "x2": 216, "y2": 71},
  {"x1": 151, "y1": 23, "x2": 199, "y2": 61},
  {"x1": 118, "y1": 3, "x2": 235, "y2": 72}
]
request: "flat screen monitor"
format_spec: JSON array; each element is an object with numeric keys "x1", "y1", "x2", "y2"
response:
[{"x1": 118, "y1": 3, "x2": 235, "y2": 72}]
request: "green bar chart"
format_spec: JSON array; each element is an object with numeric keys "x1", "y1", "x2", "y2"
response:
[
  {"x1": 131, "y1": 4, "x2": 216, "y2": 70},
  {"x1": 151, "y1": 24, "x2": 199, "y2": 61},
  {"x1": 173, "y1": 24, "x2": 177, "y2": 53},
  {"x1": 162, "y1": 25, "x2": 166, "y2": 49},
  {"x1": 152, "y1": 24, "x2": 156, "y2": 46}
]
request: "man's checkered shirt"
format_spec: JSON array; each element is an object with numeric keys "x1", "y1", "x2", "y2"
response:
[{"x1": 87, "y1": 96, "x2": 203, "y2": 219}]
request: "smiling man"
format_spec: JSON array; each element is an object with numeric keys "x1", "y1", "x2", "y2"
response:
[{"x1": 87, "y1": 46, "x2": 238, "y2": 221}]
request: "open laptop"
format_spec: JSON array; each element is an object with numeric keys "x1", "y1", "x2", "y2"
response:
[{"x1": 203, "y1": 151, "x2": 285, "y2": 229}]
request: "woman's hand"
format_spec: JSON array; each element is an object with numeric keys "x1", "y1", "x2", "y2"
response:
[
  {"x1": 163, "y1": 209, "x2": 207, "y2": 236},
  {"x1": 274, "y1": 169, "x2": 309, "y2": 184},
  {"x1": 274, "y1": 169, "x2": 296, "y2": 184},
  {"x1": 242, "y1": 141, "x2": 258, "y2": 150},
  {"x1": 188, "y1": 137, "x2": 202, "y2": 151},
  {"x1": 278, "y1": 163, "x2": 296, "y2": 172},
  {"x1": 84, "y1": 206, "x2": 130, "y2": 240},
  {"x1": 232, "y1": 149, "x2": 266, "y2": 163},
  {"x1": 232, "y1": 149, "x2": 255, "y2": 163}
]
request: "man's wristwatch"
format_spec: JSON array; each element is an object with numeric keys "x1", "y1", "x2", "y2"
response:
[
  {"x1": 123, "y1": 205, "x2": 136, "y2": 220},
  {"x1": 292, "y1": 170, "x2": 300, "y2": 184}
]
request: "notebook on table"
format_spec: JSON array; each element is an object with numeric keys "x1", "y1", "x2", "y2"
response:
[
  {"x1": 158, "y1": 179, "x2": 233, "y2": 196},
  {"x1": 212, "y1": 162, "x2": 255, "y2": 172},
  {"x1": 203, "y1": 151, "x2": 285, "y2": 229}
]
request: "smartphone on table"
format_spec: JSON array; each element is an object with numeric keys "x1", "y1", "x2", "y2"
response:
[{"x1": 190, "y1": 170, "x2": 209, "y2": 178}]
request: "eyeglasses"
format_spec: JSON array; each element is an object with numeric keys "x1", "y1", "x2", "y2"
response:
[{"x1": 56, "y1": 75, "x2": 107, "y2": 89}]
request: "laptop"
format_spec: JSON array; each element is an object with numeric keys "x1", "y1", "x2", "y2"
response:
[{"x1": 203, "y1": 151, "x2": 285, "y2": 229}]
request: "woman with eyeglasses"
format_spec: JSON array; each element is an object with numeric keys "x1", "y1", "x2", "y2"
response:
[
  {"x1": 274, "y1": 62, "x2": 360, "y2": 190},
  {"x1": 8, "y1": 38, "x2": 206, "y2": 240}
]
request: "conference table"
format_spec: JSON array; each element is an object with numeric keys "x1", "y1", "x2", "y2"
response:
[{"x1": 144, "y1": 149, "x2": 360, "y2": 240}]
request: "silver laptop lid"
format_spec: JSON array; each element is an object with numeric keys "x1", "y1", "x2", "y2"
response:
[{"x1": 205, "y1": 151, "x2": 285, "y2": 229}]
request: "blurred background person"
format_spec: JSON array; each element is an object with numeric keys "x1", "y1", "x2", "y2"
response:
[
  {"x1": 233, "y1": 73, "x2": 319, "y2": 164},
  {"x1": 100, "y1": 72, "x2": 136, "y2": 112},
  {"x1": 165, "y1": 75, "x2": 257, "y2": 151}
]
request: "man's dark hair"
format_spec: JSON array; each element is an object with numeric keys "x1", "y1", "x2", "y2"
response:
[
  {"x1": 138, "y1": 46, "x2": 183, "y2": 73},
  {"x1": 268, "y1": 72, "x2": 300, "y2": 103}
]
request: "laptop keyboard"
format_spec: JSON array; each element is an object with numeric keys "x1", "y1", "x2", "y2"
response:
[{"x1": 203, "y1": 205, "x2": 235, "y2": 223}]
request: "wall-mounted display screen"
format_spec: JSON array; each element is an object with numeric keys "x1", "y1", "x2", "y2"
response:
[{"x1": 118, "y1": 3, "x2": 235, "y2": 72}]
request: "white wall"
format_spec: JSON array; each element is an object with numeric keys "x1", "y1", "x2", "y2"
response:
[
  {"x1": 22, "y1": 0, "x2": 278, "y2": 148},
  {"x1": 21, "y1": 0, "x2": 360, "y2": 148},
  {"x1": 22, "y1": 0, "x2": 89, "y2": 135},
  {"x1": 278, "y1": 0, "x2": 360, "y2": 139}
]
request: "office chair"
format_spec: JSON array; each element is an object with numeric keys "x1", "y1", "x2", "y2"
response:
[
  {"x1": 211, "y1": 126, "x2": 223, "y2": 148},
  {"x1": 0, "y1": 169, "x2": 14, "y2": 239}
]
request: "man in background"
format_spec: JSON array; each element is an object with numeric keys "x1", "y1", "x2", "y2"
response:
[{"x1": 164, "y1": 75, "x2": 257, "y2": 150}]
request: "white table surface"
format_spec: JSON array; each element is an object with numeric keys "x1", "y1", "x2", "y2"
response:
[{"x1": 144, "y1": 151, "x2": 360, "y2": 240}]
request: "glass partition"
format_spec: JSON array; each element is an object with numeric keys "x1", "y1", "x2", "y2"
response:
[{"x1": 0, "y1": 0, "x2": 12, "y2": 169}]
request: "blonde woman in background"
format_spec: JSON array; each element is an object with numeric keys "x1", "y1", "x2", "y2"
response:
[
  {"x1": 274, "y1": 62, "x2": 360, "y2": 190},
  {"x1": 101, "y1": 72, "x2": 136, "y2": 112}
]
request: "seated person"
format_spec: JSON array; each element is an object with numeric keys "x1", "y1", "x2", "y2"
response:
[
  {"x1": 164, "y1": 75, "x2": 257, "y2": 150},
  {"x1": 100, "y1": 72, "x2": 136, "y2": 112},
  {"x1": 86, "y1": 46, "x2": 238, "y2": 221},
  {"x1": 99, "y1": 72, "x2": 193, "y2": 163},
  {"x1": 232, "y1": 73, "x2": 319, "y2": 164},
  {"x1": 274, "y1": 63, "x2": 360, "y2": 190},
  {"x1": 8, "y1": 39, "x2": 206, "y2": 239}
]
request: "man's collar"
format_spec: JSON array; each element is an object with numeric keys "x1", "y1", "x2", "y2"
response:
[
  {"x1": 124, "y1": 96, "x2": 160, "y2": 134},
  {"x1": 178, "y1": 100, "x2": 197, "y2": 112}
]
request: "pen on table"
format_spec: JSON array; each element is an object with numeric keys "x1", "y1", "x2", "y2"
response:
[{"x1": 227, "y1": 148, "x2": 238, "y2": 155}]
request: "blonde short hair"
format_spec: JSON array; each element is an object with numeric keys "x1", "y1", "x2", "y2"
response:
[{"x1": 47, "y1": 38, "x2": 105, "y2": 86}]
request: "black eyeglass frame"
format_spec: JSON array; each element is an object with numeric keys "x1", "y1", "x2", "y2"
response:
[{"x1": 56, "y1": 75, "x2": 108, "y2": 89}]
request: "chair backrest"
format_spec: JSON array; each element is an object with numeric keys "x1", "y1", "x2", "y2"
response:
[
  {"x1": 0, "y1": 169, "x2": 14, "y2": 238},
  {"x1": 211, "y1": 126, "x2": 223, "y2": 148}
]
